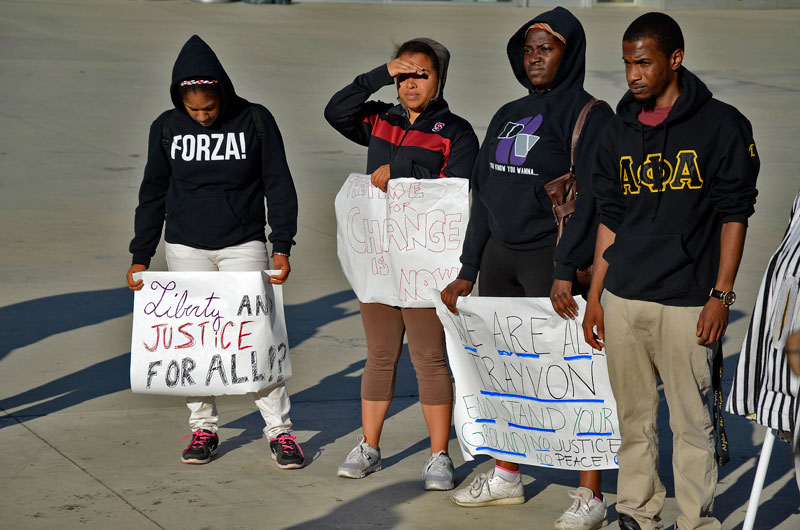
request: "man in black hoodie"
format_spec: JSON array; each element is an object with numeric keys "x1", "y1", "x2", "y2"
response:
[
  {"x1": 126, "y1": 36, "x2": 303, "y2": 469},
  {"x1": 582, "y1": 13, "x2": 759, "y2": 530}
]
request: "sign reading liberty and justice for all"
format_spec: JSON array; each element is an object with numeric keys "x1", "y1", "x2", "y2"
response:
[
  {"x1": 433, "y1": 294, "x2": 620, "y2": 471},
  {"x1": 130, "y1": 271, "x2": 290, "y2": 396},
  {"x1": 335, "y1": 174, "x2": 469, "y2": 308}
]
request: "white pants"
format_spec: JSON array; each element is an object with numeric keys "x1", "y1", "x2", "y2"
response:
[{"x1": 166, "y1": 241, "x2": 293, "y2": 439}]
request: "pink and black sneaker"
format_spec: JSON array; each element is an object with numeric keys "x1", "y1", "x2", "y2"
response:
[
  {"x1": 269, "y1": 433, "x2": 305, "y2": 469},
  {"x1": 180, "y1": 429, "x2": 219, "y2": 464}
]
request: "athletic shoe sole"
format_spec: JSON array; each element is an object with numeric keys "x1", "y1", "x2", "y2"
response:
[
  {"x1": 554, "y1": 521, "x2": 606, "y2": 530},
  {"x1": 271, "y1": 452, "x2": 305, "y2": 470},
  {"x1": 424, "y1": 479, "x2": 455, "y2": 491},
  {"x1": 450, "y1": 495, "x2": 525, "y2": 508},
  {"x1": 336, "y1": 463, "x2": 382, "y2": 479}
]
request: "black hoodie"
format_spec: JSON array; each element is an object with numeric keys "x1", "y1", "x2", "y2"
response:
[
  {"x1": 457, "y1": 7, "x2": 613, "y2": 283},
  {"x1": 324, "y1": 38, "x2": 478, "y2": 181},
  {"x1": 130, "y1": 35, "x2": 298, "y2": 267},
  {"x1": 593, "y1": 67, "x2": 759, "y2": 306}
]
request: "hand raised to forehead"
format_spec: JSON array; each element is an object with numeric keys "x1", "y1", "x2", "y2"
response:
[{"x1": 387, "y1": 57, "x2": 427, "y2": 78}]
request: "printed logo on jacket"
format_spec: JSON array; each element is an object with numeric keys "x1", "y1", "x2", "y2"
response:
[
  {"x1": 619, "y1": 151, "x2": 703, "y2": 194},
  {"x1": 170, "y1": 133, "x2": 248, "y2": 161},
  {"x1": 489, "y1": 114, "x2": 543, "y2": 176}
]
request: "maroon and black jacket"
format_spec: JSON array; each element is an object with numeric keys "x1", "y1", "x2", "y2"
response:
[{"x1": 324, "y1": 39, "x2": 478, "y2": 181}]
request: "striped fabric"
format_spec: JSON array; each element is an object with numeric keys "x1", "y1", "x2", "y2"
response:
[{"x1": 727, "y1": 190, "x2": 800, "y2": 437}]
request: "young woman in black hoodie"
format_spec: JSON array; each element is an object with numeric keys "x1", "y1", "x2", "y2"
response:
[
  {"x1": 441, "y1": 8, "x2": 612, "y2": 530},
  {"x1": 126, "y1": 36, "x2": 303, "y2": 469},
  {"x1": 325, "y1": 38, "x2": 478, "y2": 491}
]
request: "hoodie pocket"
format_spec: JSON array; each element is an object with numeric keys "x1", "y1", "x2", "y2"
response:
[
  {"x1": 481, "y1": 173, "x2": 553, "y2": 239},
  {"x1": 603, "y1": 233, "x2": 699, "y2": 296},
  {"x1": 167, "y1": 186, "x2": 245, "y2": 248}
]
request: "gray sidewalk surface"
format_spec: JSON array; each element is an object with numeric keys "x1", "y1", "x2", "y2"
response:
[{"x1": 1, "y1": 1, "x2": 799, "y2": 528}]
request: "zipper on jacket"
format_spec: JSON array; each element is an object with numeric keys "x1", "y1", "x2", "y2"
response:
[{"x1": 391, "y1": 110, "x2": 413, "y2": 162}]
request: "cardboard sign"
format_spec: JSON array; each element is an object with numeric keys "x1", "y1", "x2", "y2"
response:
[
  {"x1": 433, "y1": 294, "x2": 620, "y2": 470},
  {"x1": 335, "y1": 174, "x2": 469, "y2": 308},
  {"x1": 130, "y1": 271, "x2": 290, "y2": 396}
]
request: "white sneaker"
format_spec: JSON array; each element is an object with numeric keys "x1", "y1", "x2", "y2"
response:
[
  {"x1": 554, "y1": 487, "x2": 607, "y2": 530},
  {"x1": 337, "y1": 435, "x2": 381, "y2": 479},
  {"x1": 450, "y1": 472, "x2": 524, "y2": 507},
  {"x1": 422, "y1": 451, "x2": 454, "y2": 491}
]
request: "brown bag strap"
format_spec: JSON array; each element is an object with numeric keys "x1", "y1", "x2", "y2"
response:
[{"x1": 569, "y1": 98, "x2": 598, "y2": 171}]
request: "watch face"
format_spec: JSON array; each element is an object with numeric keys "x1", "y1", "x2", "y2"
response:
[{"x1": 724, "y1": 291, "x2": 736, "y2": 306}]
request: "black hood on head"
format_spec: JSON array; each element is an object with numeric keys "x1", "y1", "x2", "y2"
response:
[
  {"x1": 170, "y1": 35, "x2": 244, "y2": 120},
  {"x1": 506, "y1": 6, "x2": 586, "y2": 94}
]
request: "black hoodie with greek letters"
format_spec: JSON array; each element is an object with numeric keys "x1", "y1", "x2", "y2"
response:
[
  {"x1": 592, "y1": 67, "x2": 759, "y2": 306},
  {"x1": 130, "y1": 35, "x2": 298, "y2": 267}
]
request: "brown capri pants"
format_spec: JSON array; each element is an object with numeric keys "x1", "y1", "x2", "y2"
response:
[{"x1": 359, "y1": 302, "x2": 453, "y2": 406}]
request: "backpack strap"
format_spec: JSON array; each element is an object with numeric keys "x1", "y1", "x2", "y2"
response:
[{"x1": 161, "y1": 109, "x2": 174, "y2": 153}]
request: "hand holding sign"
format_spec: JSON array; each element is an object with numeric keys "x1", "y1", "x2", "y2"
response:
[
  {"x1": 371, "y1": 164, "x2": 391, "y2": 192},
  {"x1": 127, "y1": 264, "x2": 147, "y2": 291},
  {"x1": 441, "y1": 278, "x2": 474, "y2": 314},
  {"x1": 549, "y1": 279, "x2": 579, "y2": 320},
  {"x1": 269, "y1": 254, "x2": 291, "y2": 284}
]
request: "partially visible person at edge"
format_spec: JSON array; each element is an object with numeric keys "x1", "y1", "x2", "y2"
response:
[
  {"x1": 440, "y1": 8, "x2": 613, "y2": 530},
  {"x1": 324, "y1": 38, "x2": 479, "y2": 491},
  {"x1": 581, "y1": 13, "x2": 758, "y2": 530},
  {"x1": 126, "y1": 35, "x2": 304, "y2": 470}
]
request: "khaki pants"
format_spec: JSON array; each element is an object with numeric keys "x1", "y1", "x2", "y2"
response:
[{"x1": 603, "y1": 291, "x2": 719, "y2": 530}]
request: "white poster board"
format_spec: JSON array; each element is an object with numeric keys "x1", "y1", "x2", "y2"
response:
[
  {"x1": 335, "y1": 174, "x2": 469, "y2": 308},
  {"x1": 130, "y1": 271, "x2": 290, "y2": 396},
  {"x1": 433, "y1": 294, "x2": 620, "y2": 470}
]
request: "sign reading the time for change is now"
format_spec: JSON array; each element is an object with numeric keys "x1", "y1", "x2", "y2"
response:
[
  {"x1": 433, "y1": 294, "x2": 620, "y2": 471},
  {"x1": 130, "y1": 271, "x2": 290, "y2": 396},
  {"x1": 335, "y1": 174, "x2": 469, "y2": 308}
]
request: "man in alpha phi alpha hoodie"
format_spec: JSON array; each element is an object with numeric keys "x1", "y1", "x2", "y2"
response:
[
  {"x1": 582, "y1": 13, "x2": 758, "y2": 530},
  {"x1": 126, "y1": 35, "x2": 304, "y2": 469}
]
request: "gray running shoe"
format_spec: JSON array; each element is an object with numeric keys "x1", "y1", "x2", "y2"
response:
[
  {"x1": 422, "y1": 450, "x2": 455, "y2": 491},
  {"x1": 337, "y1": 435, "x2": 381, "y2": 479}
]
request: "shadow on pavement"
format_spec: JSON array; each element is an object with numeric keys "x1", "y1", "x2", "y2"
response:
[
  {"x1": 280, "y1": 480, "x2": 426, "y2": 530},
  {"x1": 0, "y1": 287, "x2": 132, "y2": 363}
]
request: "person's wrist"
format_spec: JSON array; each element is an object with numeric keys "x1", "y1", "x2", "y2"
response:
[
  {"x1": 709, "y1": 287, "x2": 736, "y2": 307},
  {"x1": 586, "y1": 290, "x2": 602, "y2": 303}
]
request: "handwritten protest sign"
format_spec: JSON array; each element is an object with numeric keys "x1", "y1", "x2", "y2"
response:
[
  {"x1": 433, "y1": 294, "x2": 620, "y2": 470},
  {"x1": 130, "y1": 271, "x2": 290, "y2": 396},
  {"x1": 335, "y1": 174, "x2": 469, "y2": 308}
]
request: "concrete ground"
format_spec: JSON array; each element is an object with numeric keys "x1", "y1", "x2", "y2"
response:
[{"x1": 1, "y1": 1, "x2": 799, "y2": 529}]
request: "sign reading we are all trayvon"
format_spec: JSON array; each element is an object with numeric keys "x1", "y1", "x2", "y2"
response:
[
  {"x1": 433, "y1": 294, "x2": 620, "y2": 471},
  {"x1": 130, "y1": 271, "x2": 290, "y2": 396}
]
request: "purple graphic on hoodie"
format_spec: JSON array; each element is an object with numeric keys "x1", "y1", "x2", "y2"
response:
[{"x1": 495, "y1": 114, "x2": 544, "y2": 166}]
